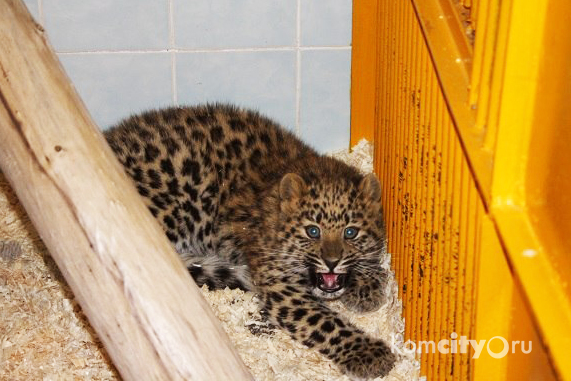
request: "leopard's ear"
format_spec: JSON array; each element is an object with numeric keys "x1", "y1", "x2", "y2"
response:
[
  {"x1": 279, "y1": 173, "x2": 306, "y2": 212},
  {"x1": 359, "y1": 173, "x2": 382, "y2": 203}
]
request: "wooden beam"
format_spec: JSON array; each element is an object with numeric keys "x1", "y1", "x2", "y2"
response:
[{"x1": 0, "y1": 2, "x2": 252, "y2": 380}]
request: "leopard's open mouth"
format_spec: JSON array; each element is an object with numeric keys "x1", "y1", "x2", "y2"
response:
[
  {"x1": 308, "y1": 267, "x2": 350, "y2": 298},
  {"x1": 316, "y1": 272, "x2": 347, "y2": 293}
]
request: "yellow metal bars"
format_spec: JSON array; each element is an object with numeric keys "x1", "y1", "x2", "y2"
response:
[
  {"x1": 351, "y1": 0, "x2": 570, "y2": 379},
  {"x1": 373, "y1": 1, "x2": 481, "y2": 378},
  {"x1": 349, "y1": 0, "x2": 380, "y2": 147},
  {"x1": 411, "y1": 0, "x2": 494, "y2": 199}
]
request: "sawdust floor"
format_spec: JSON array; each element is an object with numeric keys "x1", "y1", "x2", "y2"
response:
[{"x1": 0, "y1": 140, "x2": 419, "y2": 380}]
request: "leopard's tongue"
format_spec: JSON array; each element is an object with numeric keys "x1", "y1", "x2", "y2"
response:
[{"x1": 321, "y1": 273, "x2": 339, "y2": 289}]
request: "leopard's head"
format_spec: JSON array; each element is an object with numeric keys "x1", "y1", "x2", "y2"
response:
[{"x1": 275, "y1": 169, "x2": 386, "y2": 304}]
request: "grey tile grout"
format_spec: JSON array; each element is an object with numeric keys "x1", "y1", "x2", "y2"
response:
[
  {"x1": 295, "y1": 0, "x2": 302, "y2": 136},
  {"x1": 167, "y1": 0, "x2": 177, "y2": 105},
  {"x1": 55, "y1": 46, "x2": 352, "y2": 55},
  {"x1": 171, "y1": 54, "x2": 178, "y2": 105}
]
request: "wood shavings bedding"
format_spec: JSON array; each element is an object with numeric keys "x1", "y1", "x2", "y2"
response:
[{"x1": 0, "y1": 139, "x2": 419, "y2": 380}]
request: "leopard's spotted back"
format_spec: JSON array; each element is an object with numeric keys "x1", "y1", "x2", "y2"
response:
[
  {"x1": 106, "y1": 104, "x2": 314, "y2": 289},
  {"x1": 105, "y1": 104, "x2": 396, "y2": 378}
]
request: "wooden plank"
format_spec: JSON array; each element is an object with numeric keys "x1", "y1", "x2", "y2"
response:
[{"x1": 0, "y1": 2, "x2": 252, "y2": 380}]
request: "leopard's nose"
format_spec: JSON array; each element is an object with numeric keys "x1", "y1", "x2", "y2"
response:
[{"x1": 323, "y1": 258, "x2": 340, "y2": 271}]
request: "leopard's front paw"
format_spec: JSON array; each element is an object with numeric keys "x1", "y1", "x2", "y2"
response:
[
  {"x1": 341, "y1": 273, "x2": 387, "y2": 313},
  {"x1": 337, "y1": 338, "x2": 396, "y2": 379}
]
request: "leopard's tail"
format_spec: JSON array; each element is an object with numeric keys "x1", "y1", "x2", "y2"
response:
[{"x1": 179, "y1": 254, "x2": 253, "y2": 291}]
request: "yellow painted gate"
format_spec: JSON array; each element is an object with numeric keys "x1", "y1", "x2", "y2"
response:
[{"x1": 351, "y1": 0, "x2": 571, "y2": 380}]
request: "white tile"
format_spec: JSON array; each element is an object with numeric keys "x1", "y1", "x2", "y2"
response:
[
  {"x1": 43, "y1": 0, "x2": 169, "y2": 51},
  {"x1": 174, "y1": 0, "x2": 296, "y2": 49},
  {"x1": 176, "y1": 51, "x2": 296, "y2": 129},
  {"x1": 22, "y1": 0, "x2": 40, "y2": 22},
  {"x1": 59, "y1": 53, "x2": 172, "y2": 128},
  {"x1": 39, "y1": 0, "x2": 352, "y2": 154},
  {"x1": 300, "y1": 49, "x2": 351, "y2": 153},
  {"x1": 301, "y1": 0, "x2": 352, "y2": 46}
]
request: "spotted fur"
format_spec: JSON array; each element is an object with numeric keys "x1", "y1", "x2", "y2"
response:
[{"x1": 105, "y1": 104, "x2": 396, "y2": 378}]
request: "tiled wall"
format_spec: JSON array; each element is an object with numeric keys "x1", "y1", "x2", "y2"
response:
[{"x1": 22, "y1": 0, "x2": 352, "y2": 153}]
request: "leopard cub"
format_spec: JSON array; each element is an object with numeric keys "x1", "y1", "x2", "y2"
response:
[{"x1": 105, "y1": 104, "x2": 396, "y2": 379}]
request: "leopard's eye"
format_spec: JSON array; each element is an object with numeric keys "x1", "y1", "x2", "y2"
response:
[
  {"x1": 305, "y1": 225, "x2": 321, "y2": 239},
  {"x1": 344, "y1": 227, "x2": 359, "y2": 239}
]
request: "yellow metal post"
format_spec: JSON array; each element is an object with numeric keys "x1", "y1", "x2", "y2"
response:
[{"x1": 351, "y1": 0, "x2": 571, "y2": 379}]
